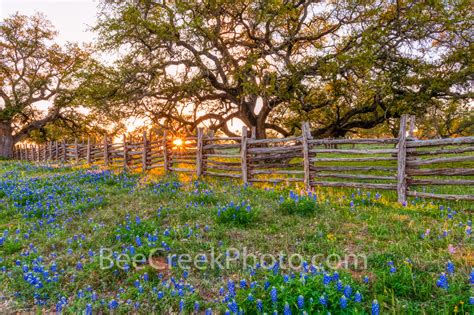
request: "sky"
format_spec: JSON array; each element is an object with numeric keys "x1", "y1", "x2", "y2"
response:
[{"x1": 0, "y1": 0, "x2": 99, "y2": 45}]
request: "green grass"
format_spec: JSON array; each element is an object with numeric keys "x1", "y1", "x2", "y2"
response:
[{"x1": 0, "y1": 160, "x2": 472, "y2": 314}]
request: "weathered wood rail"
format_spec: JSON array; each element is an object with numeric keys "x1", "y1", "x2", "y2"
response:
[{"x1": 12, "y1": 115, "x2": 474, "y2": 203}]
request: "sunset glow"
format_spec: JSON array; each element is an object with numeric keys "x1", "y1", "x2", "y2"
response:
[{"x1": 173, "y1": 138, "x2": 183, "y2": 146}]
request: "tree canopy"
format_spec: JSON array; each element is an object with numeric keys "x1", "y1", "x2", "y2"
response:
[
  {"x1": 0, "y1": 13, "x2": 91, "y2": 157},
  {"x1": 94, "y1": 0, "x2": 473, "y2": 138}
]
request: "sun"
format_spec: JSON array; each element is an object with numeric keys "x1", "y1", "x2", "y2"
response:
[{"x1": 173, "y1": 138, "x2": 183, "y2": 146}]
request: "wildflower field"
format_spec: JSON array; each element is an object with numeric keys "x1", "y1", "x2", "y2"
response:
[{"x1": 0, "y1": 161, "x2": 472, "y2": 314}]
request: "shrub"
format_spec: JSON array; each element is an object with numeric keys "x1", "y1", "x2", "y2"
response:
[
  {"x1": 277, "y1": 191, "x2": 319, "y2": 215},
  {"x1": 215, "y1": 200, "x2": 257, "y2": 225}
]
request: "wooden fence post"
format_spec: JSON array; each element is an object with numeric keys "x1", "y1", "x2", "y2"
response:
[
  {"x1": 251, "y1": 127, "x2": 256, "y2": 140},
  {"x1": 142, "y1": 131, "x2": 148, "y2": 172},
  {"x1": 241, "y1": 126, "x2": 248, "y2": 184},
  {"x1": 196, "y1": 128, "x2": 204, "y2": 177},
  {"x1": 302, "y1": 122, "x2": 311, "y2": 191},
  {"x1": 74, "y1": 138, "x2": 79, "y2": 164},
  {"x1": 86, "y1": 138, "x2": 92, "y2": 165},
  {"x1": 123, "y1": 135, "x2": 128, "y2": 170},
  {"x1": 408, "y1": 115, "x2": 416, "y2": 138},
  {"x1": 48, "y1": 142, "x2": 52, "y2": 161},
  {"x1": 163, "y1": 131, "x2": 169, "y2": 174},
  {"x1": 61, "y1": 140, "x2": 66, "y2": 163},
  {"x1": 103, "y1": 136, "x2": 109, "y2": 166},
  {"x1": 397, "y1": 114, "x2": 408, "y2": 204}
]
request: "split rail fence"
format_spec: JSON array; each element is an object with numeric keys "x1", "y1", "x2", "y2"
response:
[{"x1": 12, "y1": 115, "x2": 474, "y2": 203}]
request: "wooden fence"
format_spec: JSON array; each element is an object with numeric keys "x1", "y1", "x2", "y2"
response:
[{"x1": 12, "y1": 115, "x2": 474, "y2": 202}]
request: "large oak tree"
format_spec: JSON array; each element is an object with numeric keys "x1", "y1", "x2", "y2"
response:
[
  {"x1": 0, "y1": 13, "x2": 90, "y2": 157},
  {"x1": 96, "y1": 0, "x2": 472, "y2": 138}
]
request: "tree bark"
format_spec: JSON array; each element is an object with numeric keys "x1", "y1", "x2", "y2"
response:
[{"x1": 0, "y1": 121, "x2": 14, "y2": 158}]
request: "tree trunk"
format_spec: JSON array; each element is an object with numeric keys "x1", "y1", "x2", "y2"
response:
[{"x1": 0, "y1": 122, "x2": 14, "y2": 159}]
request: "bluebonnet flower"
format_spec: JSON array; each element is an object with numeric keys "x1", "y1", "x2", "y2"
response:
[
  {"x1": 228, "y1": 280, "x2": 235, "y2": 297},
  {"x1": 470, "y1": 268, "x2": 474, "y2": 285},
  {"x1": 205, "y1": 308, "x2": 213, "y2": 315},
  {"x1": 343, "y1": 284, "x2": 352, "y2": 297},
  {"x1": 247, "y1": 293, "x2": 254, "y2": 302},
  {"x1": 388, "y1": 261, "x2": 396, "y2": 273},
  {"x1": 436, "y1": 273, "x2": 448, "y2": 289},
  {"x1": 194, "y1": 301, "x2": 200, "y2": 312},
  {"x1": 76, "y1": 261, "x2": 83, "y2": 271},
  {"x1": 363, "y1": 276, "x2": 370, "y2": 284},
  {"x1": 354, "y1": 291, "x2": 362, "y2": 303},
  {"x1": 446, "y1": 261, "x2": 455, "y2": 274},
  {"x1": 85, "y1": 303, "x2": 92, "y2": 315},
  {"x1": 179, "y1": 299, "x2": 185, "y2": 313},
  {"x1": 270, "y1": 286, "x2": 278, "y2": 303},
  {"x1": 135, "y1": 235, "x2": 142, "y2": 247},
  {"x1": 283, "y1": 302, "x2": 291, "y2": 315},
  {"x1": 372, "y1": 299, "x2": 380, "y2": 315},
  {"x1": 297, "y1": 295, "x2": 304, "y2": 309},
  {"x1": 256, "y1": 299, "x2": 263, "y2": 312},
  {"x1": 469, "y1": 297, "x2": 474, "y2": 305},
  {"x1": 319, "y1": 294, "x2": 327, "y2": 306},
  {"x1": 340, "y1": 295, "x2": 347, "y2": 309},
  {"x1": 323, "y1": 273, "x2": 331, "y2": 285},
  {"x1": 108, "y1": 299, "x2": 118, "y2": 309},
  {"x1": 336, "y1": 280, "x2": 343, "y2": 291},
  {"x1": 227, "y1": 300, "x2": 238, "y2": 313},
  {"x1": 240, "y1": 279, "x2": 247, "y2": 288}
]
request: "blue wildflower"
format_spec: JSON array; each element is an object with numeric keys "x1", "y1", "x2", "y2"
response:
[
  {"x1": 297, "y1": 295, "x2": 304, "y2": 309},
  {"x1": 372, "y1": 299, "x2": 380, "y2": 315},
  {"x1": 340, "y1": 295, "x2": 347, "y2": 309},
  {"x1": 319, "y1": 294, "x2": 327, "y2": 306},
  {"x1": 446, "y1": 261, "x2": 455, "y2": 274},
  {"x1": 283, "y1": 302, "x2": 291, "y2": 315},
  {"x1": 270, "y1": 286, "x2": 278, "y2": 303},
  {"x1": 354, "y1": 291, "x2": 362, "y2": 303},
  {"x1": 436, "y1": 273, "x2": 448, "y2": 290}
]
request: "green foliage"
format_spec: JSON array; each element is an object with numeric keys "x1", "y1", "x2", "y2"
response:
[
  {"x1": 277, "y1": 193, "x2": 320, "y2": 216},
  {"x1": 215, "y1": 201, "x2": 258, "y2": 226}
]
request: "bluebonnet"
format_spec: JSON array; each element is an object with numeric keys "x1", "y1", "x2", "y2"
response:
[
  {"x1": 108, "y1": 299, "x2": 118, "y2": 309},
  {"x1": 283, "y1": 302, "x2": 291, "y2": 315},
  {"x1": 436, "y1": 273, "x2": 448, "y2": 289},
  {"x1": 319, "y1": 294, "x2": 327, "y2": 306},
  {"x1": 354, "y1": 291, "x2": 362, "y2": 303},
  {"x1": 297, "y1": 295, "x2": 304, "y2": 309},
  {"x1": 340, "y1": 295, "x2": 347, "y2": 309},
  {"x1": 270, "y1": 286, "x2": 278, "y2": 303},
  {"x1": 228, "y1": 280, "x2": 235, "y2": 297},
  {"x1": 372, "y1": 299, "x2": 380, "y2": 315},
  {"x1": 256, "y1": 299, "x2": 263, "y2": 312},
  {"x1": 446, "y1": 261, "x2": 455, "y2": 274},
  {"x1": 388, "y1": 261, "x2": 396, "y2": 273},
  {"x1": 227, "y1": 300, "x2": 238, "y2": 313},
  {"x1": 343, "y1": 284, "x2": 352, "y2": 297}
]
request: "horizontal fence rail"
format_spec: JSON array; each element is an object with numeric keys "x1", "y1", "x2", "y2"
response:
[{"x1": 12, "y1": 115, "x2": 474, "y2": 203}]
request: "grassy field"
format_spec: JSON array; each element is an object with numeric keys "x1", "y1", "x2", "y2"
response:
[{"x1": 0, "y1": 161, "x2": 472, "y2": 314}]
